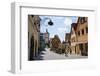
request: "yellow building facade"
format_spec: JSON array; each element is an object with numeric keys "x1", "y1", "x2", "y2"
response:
[
  {"x1": 76, "y1": 17, "x2": 88, "y2": 56},
  {"x1": 70, "y1": 23, "x2": 77, "y2": 54},
  {"x1": 70, "y1": 17, "x2": 88, "y2": 56},
  {"x1": 28, "y1": 15, "x2": 40, "y2": 60}
]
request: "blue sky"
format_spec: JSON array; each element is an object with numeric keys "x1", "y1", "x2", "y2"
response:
[{"x1": 40, "y1": 15, "x2": 78, "y2": 42}]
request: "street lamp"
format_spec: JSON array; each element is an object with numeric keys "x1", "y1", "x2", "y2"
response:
[
  {"x1": 42, "y1": 17, "x2": 54, "y2": 26},
  {"x1": 48, "y1": 19, "x2": 53, "y2": 26}
]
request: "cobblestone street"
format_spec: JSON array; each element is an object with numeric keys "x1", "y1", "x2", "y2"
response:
[{"x1": 35, "y1": 48, "x2": 87, "y2": 60}]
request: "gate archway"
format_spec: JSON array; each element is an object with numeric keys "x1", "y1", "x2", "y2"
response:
[{"x1": 29, "y1": 35, "x2": 34, "y2": 60}]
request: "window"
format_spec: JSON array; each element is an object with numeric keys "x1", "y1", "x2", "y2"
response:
[
  {"x1": 82, "y1": 29, "x2": 84, "y2": 35},
  {"x1": 85, "y1": 43, "x2": 88, "y2": 52},
  {"x1": 78, "y1": 31, "x2": 80, "y2": 36},
  {"x1": 80, "y1": 17, "x2": 86, "y2": 24},
  {"x1": 79, "y1": 44, "x2": 83, "y2": 51},
  {"x1": 80, "y1": 18, "x2": 83, "y2": 24},
  {"x1": 86, "y1": 27, "x2": 88, "y2": 33}
]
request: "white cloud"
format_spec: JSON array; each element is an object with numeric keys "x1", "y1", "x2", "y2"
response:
[
  {"x1": 57, "y1": 28, "x2": 66, "y2": 33},
  {"x1": 64, "y1": 17, "x2": 72, "y2": 33},
  {"x1": 64, "y1": 17, "x2": 72, "y2": 27},
  {"x1": 53, "y1": 16, "x2": 64, "y2": 20},
  {"x1": 50, "y1": 34, "x2": 54, "y2": 38}
]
